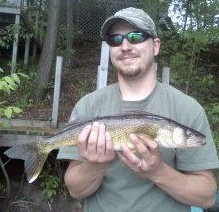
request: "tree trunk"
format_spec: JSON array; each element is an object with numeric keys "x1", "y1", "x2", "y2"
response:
[
  {"x1": 65, "y1": 0, "x2": 74, "y2": 69},
  {"x1": 36, "y1": 0, "x2": 60, "y2": 100}
]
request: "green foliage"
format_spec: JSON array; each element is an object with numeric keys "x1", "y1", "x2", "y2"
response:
[
  {"x1": 0, "y1": 106, "x2": 22, "y2": 119},
  {"x1": 0, "y1": 2, "x2": 48, "y2": 52},
  {"x1": 40, "y1": 173, "x2": 60, "y2": 204},
  {"x1": 0, "y1": 70, "x2": 28, "y2": 118},
  {"x1": 1, "y1": 73, "x2": 21, "y2": 94},
  {"x1": 26, "y1": 5, "x2": 48, "y2": 45},
  {"x1": 205, "y1": 103, "x2": 219, "y2": 131},
  {"x1": 160, "y1": 27, "x2": 218, "y2": 92},
  {"x1": 56, "y1": 23, "x2": 81, "y2": 56},
  {"x1": 0, "y1": 23, "x2": 27, "y2": 51},
  {"x1": 37, "y1": 151, "x2": 67, "y2": 205},
  {"x1": 56, "y1": 24, "x2": 69, "y2": 54},
  {"x1": 205, "y1": 103, "x2": 219, "y2": 150},
  {"x1": 0, "y1": 25, "x2": 17, "y2": 49},
  {"x1": 171, "y1": 0, "x2": 218, "y2": 30}
]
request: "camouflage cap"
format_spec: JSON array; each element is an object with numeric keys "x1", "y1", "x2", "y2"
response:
[{"x1": 101, "y1": 7, "x2": 157, "y2": 38}]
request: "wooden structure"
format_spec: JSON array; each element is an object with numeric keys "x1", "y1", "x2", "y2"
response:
[{"x1": 0, "y1": 0, "x2": 40, "y2": 72}]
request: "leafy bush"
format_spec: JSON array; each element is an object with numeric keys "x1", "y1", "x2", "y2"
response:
[
  {"x1": 0, "y1": 68, "x2": 28, "y2": 118},
  {"x1": 0, "y1": 25, "x2": 17, "y2": 49},
  {"x1": 40, "y1": 173, "x2": 60, "y2": 204}
]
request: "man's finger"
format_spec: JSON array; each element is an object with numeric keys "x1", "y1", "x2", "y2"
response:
[{"x1": 77, "y1": 124, "x2": 92, "y2": 154}]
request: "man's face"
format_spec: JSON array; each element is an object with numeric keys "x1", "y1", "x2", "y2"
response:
[{"x1": 109, "y1": 21, "x2": 160, "y2": 80}]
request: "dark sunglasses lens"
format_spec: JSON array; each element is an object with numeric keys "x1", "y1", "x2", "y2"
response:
[
  {"x1": 127, "y1": 32, "x2": 146, "y2": 44},
  {"x1": 106, "y1": 34, "x2": 123, "y2": 47}
]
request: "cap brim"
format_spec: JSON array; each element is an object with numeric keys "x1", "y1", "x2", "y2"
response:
[{"x1": 100, "y1": 16, "x2": 138, "y2": 38}]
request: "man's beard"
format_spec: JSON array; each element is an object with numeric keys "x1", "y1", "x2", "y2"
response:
[{"x1": 115, "y1": 66, "x2": 142, "y2": 79}]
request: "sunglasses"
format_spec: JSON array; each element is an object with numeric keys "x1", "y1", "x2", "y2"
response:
[{"x1": 105, "y1": 31, "x2": 153, "y2": 47}]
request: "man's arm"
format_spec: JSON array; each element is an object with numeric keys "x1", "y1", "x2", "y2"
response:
[
  {"x1": 64, "y1": 122, "x2": 115, "y2": 200},
  {"x1": 117, "y1": 134, "x2": 217, "y2": 208},
  {"x1": 147, "y1": 164, "x2": 216, "y2": 208},
  {"x1": 64, "y1": 160, "x2": 109, "y2": 200}
]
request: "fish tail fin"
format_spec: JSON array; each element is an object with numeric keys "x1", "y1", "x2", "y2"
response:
[{"x1": 4, "y1": 142, "x2": 51, "y2": 183}]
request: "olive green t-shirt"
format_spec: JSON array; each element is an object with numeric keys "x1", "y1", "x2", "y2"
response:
[{"x1": 58, "y1": 81, "x2": 219, "y2": 212}]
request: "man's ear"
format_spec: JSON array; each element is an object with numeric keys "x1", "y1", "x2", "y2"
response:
[{"x1": 153, "y1": 38, "x2": 160, "y2": 56}]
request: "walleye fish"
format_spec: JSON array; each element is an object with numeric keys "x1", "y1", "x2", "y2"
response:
[{"x1": 4, "y1": 113, "x2": 205, "y2": 183}]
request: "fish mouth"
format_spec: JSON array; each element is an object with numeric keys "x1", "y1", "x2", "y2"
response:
[{"x1": 187, "y1": 135, "x2": 206, "y2": 147}]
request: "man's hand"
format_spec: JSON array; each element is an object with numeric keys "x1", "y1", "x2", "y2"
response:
[
  {"x1": 77, "y1": 122, "x2": 115, "y2": 163},
  {"x1": 117, "y1": 134, "x2": 217, "y2": 208},
  {"x1": 117, "y1": 134, "x2": 162, "y2": 178}
]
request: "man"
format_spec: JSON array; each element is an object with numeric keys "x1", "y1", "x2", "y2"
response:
[{"x1": 57, "y1": 7, "x2": 219, "y2": 212}]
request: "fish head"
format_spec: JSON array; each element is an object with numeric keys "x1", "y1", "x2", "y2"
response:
[
  {"x1": 155, "y1": 126, "x2": 198, "y2": 148},
  {"x1": 155, "y1": 126, "x2": 205, "y2": 148},
  {"x1": 184, "y1": 128, "x2": 206, "y2": 147}
]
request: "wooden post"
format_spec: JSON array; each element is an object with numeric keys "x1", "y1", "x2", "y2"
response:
[
  {"x1": 162, "y1": 67, "x2": 170, "y2": 85},
  {"x1": 51, "y1": 56, "x2": 63, "y2": 128},
  {"x1": 96, "y1": 41, "x2": 109, "y2": 90},
  {"x1": 11, "y1": 14, "x2": 20, "y2": 73},
  {"x1": 24, "y1": 34, "x2": 31, "y2": 66}
]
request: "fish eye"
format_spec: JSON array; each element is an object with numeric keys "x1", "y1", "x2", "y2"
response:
[
  {"x1": 186, "y1": 129, "x2": 199, "y2": 137},
  {"x1": 186, "y1": 130, "x2": 192, "y2": 137}
]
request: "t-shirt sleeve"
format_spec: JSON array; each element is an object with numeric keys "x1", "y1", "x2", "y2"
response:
[
  {"x1": 176, "y1": 109, "x2": 219, "y2": 171},
  {"x1": 57, "y1": 146, "x2": 82, "y2": 160}
]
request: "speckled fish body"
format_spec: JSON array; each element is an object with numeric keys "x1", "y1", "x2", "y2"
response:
[{"x1": 4, "y1": 113, "x2": 205, "y2": 183}]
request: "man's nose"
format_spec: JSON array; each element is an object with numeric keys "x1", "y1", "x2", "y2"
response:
[{"x1": 120, "y1": 38, "x2": 132, "y2": 51}]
